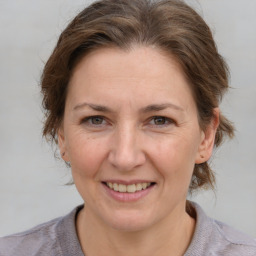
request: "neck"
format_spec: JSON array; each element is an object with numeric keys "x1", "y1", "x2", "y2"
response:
[{"x1": 76, "y1": 203, "x2": 195, "y2": 256}]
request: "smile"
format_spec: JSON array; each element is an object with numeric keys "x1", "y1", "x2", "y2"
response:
[{"x1": 105, "y1": 182, "x2": 153, "y2": 193}]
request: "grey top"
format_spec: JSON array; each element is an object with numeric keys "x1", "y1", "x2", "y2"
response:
[{"x1": 0, "y1": 202, "x2": 256, "y2": 256}]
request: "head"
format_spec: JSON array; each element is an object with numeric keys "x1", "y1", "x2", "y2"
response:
[{"x1": 41, "y1": 0, "x2": 234, "y2": 194}]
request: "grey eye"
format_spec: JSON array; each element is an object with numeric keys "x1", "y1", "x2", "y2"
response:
[{"x1": 90, "y1": 116, "x2": 104, "y2": 125}]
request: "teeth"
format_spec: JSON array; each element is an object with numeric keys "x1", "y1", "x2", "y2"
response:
[
  {"x1": 113, "y1": 183, "x2": 118, "y2": 191},
  {"x1": 119, "y1": 184, "x2": 127, "y2": 192},
  {"x1": 107, "y1": 182, "x2": 113, "y2": 189},
  {"x1": 106, "y1": 182, "x2": 152, "y2": 193},
  {"x1": 136, "y1": 183, "x2": 142, "y2": 191},
  {"x1": 127, "y1": 184, "x2": 136, "y2": 193}
]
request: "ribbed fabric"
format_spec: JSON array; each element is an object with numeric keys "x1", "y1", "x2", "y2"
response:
[
  {"x1": 0, "y1": 206, "x2": 84, "y2": 256},
  {"x1": 0, "y1": 202, "x2": 255, "y2": 256},
  {"x1": 185, "y1": 202, "x2": 256, "y2": 256}
]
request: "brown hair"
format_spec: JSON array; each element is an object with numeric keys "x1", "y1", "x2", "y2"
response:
[{"x1": 41, "y1": 0, "x2": 234, "y2": 191}]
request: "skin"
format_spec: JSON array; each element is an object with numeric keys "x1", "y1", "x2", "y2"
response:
[{"x1": 58, "y1": 46, "x2": 219, "y2": 256}]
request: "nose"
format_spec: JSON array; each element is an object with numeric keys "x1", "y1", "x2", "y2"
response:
[{"x1": 107, "y1": 125, "x2": 146, "y2": 171}]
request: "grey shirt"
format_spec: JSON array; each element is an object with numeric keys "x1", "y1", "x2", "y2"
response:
[{"x1": 1, "y1": 202, "x2": 256, "y2": 256}]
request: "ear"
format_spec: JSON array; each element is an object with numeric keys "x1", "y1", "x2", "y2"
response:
[
  {"x1": 58, "y1": 126, "x2": 70, "y2": 162},
  {"x1": 195, "y1": 108, "x2": 220, "y2": 164}
]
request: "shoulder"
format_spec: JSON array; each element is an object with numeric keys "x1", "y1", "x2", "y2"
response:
[
  {"x1": 0, "y1": 217, "x2": 63, "y2": 256},
  {"x1": 212, "y1": 219, "x2": 256, "y2": 255},
  {"x1": 185, "y1": 201, "x2": 256, "y2": 256},
  {"x1": 0, "y1": 206, "x2": 83, "y2": 256}
]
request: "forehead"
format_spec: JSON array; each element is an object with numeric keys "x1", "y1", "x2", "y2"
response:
[
  {"x1": 67, "y1": 46, "x2": 196, "y2": 112},
  {"x1": 71, "y1": 46, "x2": 184, "y2": 82}
]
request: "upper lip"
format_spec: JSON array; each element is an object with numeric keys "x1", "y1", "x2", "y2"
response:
[{"x1": 102, "y1": 180, "x2": 155, "y2": 185}]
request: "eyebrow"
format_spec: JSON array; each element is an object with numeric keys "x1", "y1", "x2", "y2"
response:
[
  {"x1": 73, "y1": 102, "x2": 113, "y2": 112},
  {"x1": 141, "y1": 103, "x2": 184, "y2": 113},
  {"x1": 73, "y1": 102, "x2": 184, "y2": 113}
]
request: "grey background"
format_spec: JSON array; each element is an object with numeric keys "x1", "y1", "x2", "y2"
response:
[{"x1": 0, "y1": 0, "x2": 255, "y2": 237}]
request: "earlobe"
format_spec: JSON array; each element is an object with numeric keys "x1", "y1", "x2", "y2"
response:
[
  {"x1": 58, "y1": 127, "x2": 70, "y2": 162},
  {"x1": 195, "y1": 108, "x2": 220, "y2": 164}
]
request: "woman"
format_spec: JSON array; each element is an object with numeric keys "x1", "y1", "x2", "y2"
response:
[{"x1": 1, "y1": 0, "x2": 255, "y2": 255}]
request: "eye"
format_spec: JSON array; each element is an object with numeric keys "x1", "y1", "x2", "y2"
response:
[
  {"x1": 90, "y1": 116, "x2": 104, "y2": 125},
  {"x1": 82, "y1": 116, "x2": 106, "y2": 126},
  {"x1": 153, "y1": 116, "x2": 167, "y2": 125},
  {"x1": 149, "y1": 116, "x2": 174, "y2": 126}
]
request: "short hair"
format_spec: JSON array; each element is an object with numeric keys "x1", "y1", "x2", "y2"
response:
[{"x1": 41, "y1": 0, "x2": 234, "y2": 192}]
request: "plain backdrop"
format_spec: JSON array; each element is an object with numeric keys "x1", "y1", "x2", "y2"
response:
[{"x1": 0, "y1": 0, "x2": 255, "y2": 237}]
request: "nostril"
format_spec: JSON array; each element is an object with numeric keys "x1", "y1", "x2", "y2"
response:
[{"x1": 108, "y1": 149, "x2": 146, "y2": 171}]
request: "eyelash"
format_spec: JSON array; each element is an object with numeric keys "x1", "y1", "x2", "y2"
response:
[
  {"x1": 81, "y1": 116, "x2": 107, "y2": 126},
  {"x1": 148, "y1": 116, "x2": 175, "y2": 127},
  {"x1": 81, "y1": 115, "x2": 175, "y2": 128}
]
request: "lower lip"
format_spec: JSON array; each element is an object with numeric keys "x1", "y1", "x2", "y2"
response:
[{"x1": 103, "y1": 183, "x2": 155, "y2": 202}]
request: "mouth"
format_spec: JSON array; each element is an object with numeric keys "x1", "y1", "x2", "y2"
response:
[{"x1": 103, "y1": 182, "x2": 156, "y2": 193}]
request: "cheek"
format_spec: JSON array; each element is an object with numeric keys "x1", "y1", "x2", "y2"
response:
[
  {"x1": 149, "y1": 133, "x2": 200, "y2": 179},
  {"x1": 67, "y1": 132, "x2": 108, "y2": 178}
]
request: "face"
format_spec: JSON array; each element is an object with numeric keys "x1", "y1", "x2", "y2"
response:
[{"x1": 59, "y1": 46, "x2": 217, "y2": 232}]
